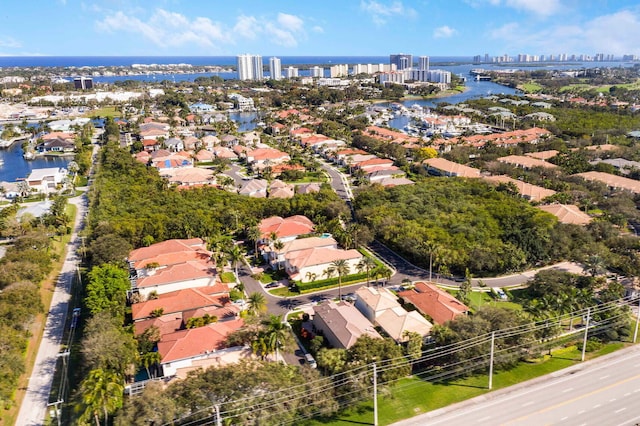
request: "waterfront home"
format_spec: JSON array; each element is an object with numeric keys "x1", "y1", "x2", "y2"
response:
[{"x1": 25, "y1": 167, "x2": 67, "y2": 194}]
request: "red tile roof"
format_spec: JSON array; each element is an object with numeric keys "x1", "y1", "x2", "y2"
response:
[
  {"x1": 259, "y1": 215, "x2": 314, "y2": 239},
  {"x1": 131, "y1": 285, "x2": 232, "y2": 320},
  {"x1": 398, "y1": 282, "x2": 469, "y2": 325},
  {"x1": 157, "y1": 318, "x2": 244, "y2": 364}
]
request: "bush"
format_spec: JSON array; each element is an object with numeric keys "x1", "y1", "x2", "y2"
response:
[
  {"x1": 295, "y1": 272, "x2": 370, "y2": 292},
  {"x1": 585, "y1": 338, "x2": 603, "y2": 352}
]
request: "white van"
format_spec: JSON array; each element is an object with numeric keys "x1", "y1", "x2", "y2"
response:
[{"x1": 305, "y1": 353, "x2": 317, "y2": 369}]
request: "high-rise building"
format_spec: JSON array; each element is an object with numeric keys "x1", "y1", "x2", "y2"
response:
[
  {"x1": 74, "y1": 77, "x2": 93, "y2": 90},
  {"x1": 285, "y1": 66, "x2": 299, "y2": 79},
  {"x1": 236, "y1": 54, "x2": 264, "y2": 81},
  {"x1": 269, "y1": 57, "x2": 282, "y2": 80},
  {"x1": 311, "y1": 66, "x2": 324, "y2": 78},
  {"x1": 418, "y1": 56, "x2": 430, "y2": 71},
  {"x1": 330, "y1": 64, "x2": 349, "y2": 78},
  {"x1": 390, "y1": 54, "x2": 413, "y2": 70}
]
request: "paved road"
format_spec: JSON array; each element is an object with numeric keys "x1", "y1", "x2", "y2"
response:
[
  {"x1": 317, "y1": 159, "x2": 352, "y2": 200},
  {"x1": 16, "y1": 139, "x2": 99, "y2": 426},
  {"x1": 394, "y1": 345, "x2": 640, "y2": 426},
  {"x1": 16, "y1": 193, "x2": 88, "y2": 426}
]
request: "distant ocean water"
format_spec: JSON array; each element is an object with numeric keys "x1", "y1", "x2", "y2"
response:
[{"x1": 0, "y1": 56, "x2": 474, "y2": 68}]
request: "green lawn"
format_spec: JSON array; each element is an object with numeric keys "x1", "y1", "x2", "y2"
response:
[
  {"x1": 519, "y1": 82, "x2": 543, "y2": 93},
  {"x1": 467, "y1": 291, "x2": 523, "y2": 312},
  {"x1": 85, "y1": 106, "x2": 119, "y2": 118},
  {"x1": 303, "y1": 343, "x2": 629, "y2": 425},
  {"x1": 219, "y1": 272, "x2": 237, "y2": 283}
]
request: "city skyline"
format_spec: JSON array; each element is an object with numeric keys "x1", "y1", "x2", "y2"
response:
[{"x1": 0, "y1": 1, "x2": 639, "y2": 57}]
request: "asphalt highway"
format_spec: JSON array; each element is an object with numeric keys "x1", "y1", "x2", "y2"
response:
[{"x1": 394, "y1": 345, "x2": 640, "y2": 426}]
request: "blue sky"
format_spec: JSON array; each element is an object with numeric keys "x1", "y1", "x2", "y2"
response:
[{"x1": 1, "y1": 0, "x2": 640, "y2": 57}]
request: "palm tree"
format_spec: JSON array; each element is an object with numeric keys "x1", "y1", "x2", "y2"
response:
[
  {"x1": 421, "y1": 240, "x2": 439, "y2": 282},
  {"x1": 261, "y1": 314, "x2": 289, "y2": 361},
  {"x1": 327, "y1": 259, "x2": 350, "y2": 300},
  {"x1": 583, "y1": 254, "x2": 606, "y2": 277},
  {"x1": 305, "y1": 271, "x2": 317, "y2": 282},
  {"x1": 140, "y1": 351, "x2": 161, "y2": 379},
  {"x1": 226, "y1": 244, "x2": 244, "y2": 280},
  {"x1": 247, "y1": 292, "x2": 267, "y2": 316},
  {"x1": 247, "y1": 226, "x2": 262, "y2": 260},
  {"x1": 76, "y1": 368, "x2": 123, "y2": 426},
  {"x1": 356, "y1": 257, "x2": 377, "y2": 287}
]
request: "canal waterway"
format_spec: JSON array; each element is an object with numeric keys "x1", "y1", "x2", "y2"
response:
[{"x1": 0, "y1": 142, "x2": 71, "y2": 183}]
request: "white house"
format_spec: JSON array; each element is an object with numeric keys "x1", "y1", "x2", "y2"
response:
[
  {"x1": 285, "y1": 247, "x2": 362, "y2": 283},
  {"x1": 25, "y1": 167, "x2": 67, "y2": 194}
]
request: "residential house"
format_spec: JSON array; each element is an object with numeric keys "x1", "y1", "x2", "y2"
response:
[
  {"x1": 354, "y1": 286, "x2": 432, "y2": 342},
  {"x1": 296, "y1": 183, "x2": 321, "y2": 194},
  {"x1": 268, "y1": 180, "x2": 295, "y2": 199},
  {"x1": 246, "y1": 148, "x2": 291, "y2": 171},
  {"x1": 312, "y1": 300, "x2": 381, "y2": 349},
  {"x1": 258, "y1": 215, "x2": 315, "y2": 243},
  {"x1": 266, "y1": 236, "x2": 338, "y2": 270},
  {"x1": 237, "y1": 179, "x2": 268, "y2": 197},
  {"x1": 195, "y1": 149, "x2": 215, "y2": 162},
  {"x1": 163, "y1": 167, "x2": 215, "y2": 187},
  {"x1": 201, "y1": 135, "x2": 220, "y2": 149},
  {"x1": 483, "y1": 175, "x2": 556, "y2": 201},
  {"x1": 284, "y1": 246, "x2": 362, "y2": 283},
  {"x1": 537, "y1": 204, "x2": 592, "y2": 225},
  {"x1": 165, "y1": 137, "x2": 184, "y2": 152},
  {"x1": 25, "y1": 167, "x2": 67, "y2": 194},
  {"x1": 377, "y1": 177, "x2": 415, "y2": 187},
  {"x1": 423, "y1": 158, "x2": 481, "y2": 178},
  {"x1": 573, "y1": 171, "x2": 640, "y2": 194},
  {"x1": 158, "y1": 318, "x2": 247, "y2": 377},
  {"x1": 150, "y1": 151, "x2": 193, "y2": 172},
  {"x1": 398, "y1": 282, "x2": 469, "y2": 325},
  {"x1": 525, "y1": 150, "x2": 559, "y2": 161},
  {"x1": 497, "y1": 155, "x2": 558, "y2": 170},
  {"x1": 128, "y1": 238, "x2": 217, "y2": 298}
]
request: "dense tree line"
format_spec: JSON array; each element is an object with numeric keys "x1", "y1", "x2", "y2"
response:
[{"x1": 354, "y1": 179, "x2": 559, "y2": 276}]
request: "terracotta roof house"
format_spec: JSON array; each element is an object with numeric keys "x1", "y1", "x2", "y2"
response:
[
  {"x1": 537, "y1": 204, "x2": 592, "y2": 225},
  {"x1": 365, "y1": 167, "x2": 405, "y2": 182},
  {"x1": 312, "y1": 300, "x2": 381, "y2": 349},
  {"x1": 423, "y1": 158, "x2": 481, "y2": 178},
  {"x1": 237, "y1": 179, "x2": 268, "y2": 197},
  {"x1": 398, "y1": 282, "x2": 469, "y2": 325},
  {"x1": 354, "y1": 286, "x2": 432, "y2": 342},
  {"x1": 246, "y1": 148, "x2": 291, "y2": 170},
  {"x1": 134, "y1": 151, "x2": 152, "y2": 164},
  {"x1": 377, "y1": 177, "x2": 415, "y2": 187},
  {"x1": 140, "y1": 128, "x2": 170, "y2": 141},
  {"x1": 581, "y1": 144, "x2": 618, "y2": 152},
  {"x1": 354, "y1": 158, "x2": 395, "y2": 171},
  {"x1": 150, "y1": 152, "x2": 193, "y2": 171},
  {"x1": 268, "y1": 180, "x2": 295, "y2": 199},
  {"x1": 201, "y1": 135, "x2": 220, "y2": 149},
  {"x1": 483, "y1": 175, "x2": 556, "y2": 201},
  {"x1": 164, "y1": 167, "x2": 215, "y2": 186},
  {"x1": 157, "y1": 318, "x2": 247, "y2": 377},
  {"x1": 296, "y1": 183, "x2": 321, "y2": 194},
  {"x1": 573, "y1": 171, "x2": 640, "y2": 194},
  {"x1": 525, "y1": 150, "x2": 559, "y2": 161},
  {"x1": 128, "y1": 238, "x2": 217, "y2": 298},
  {"x1": 497, "y1": 155, "x2": 558, "y2": 170},
  {"x1": 213, "y1": 147, "x2": 238, "y2": 160},
  {"x1": 195, "y1": 149, "x2": 215, "y2": 162},
  {"x1": 259, "y1": 215, "x2": 315, "y2": 242}
]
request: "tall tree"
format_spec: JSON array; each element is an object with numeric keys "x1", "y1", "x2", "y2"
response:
[
  {"x1": 76, "y1": 368, "x2": 124, "y2": 426},
  {"x1": 226, "y1": 244, "x2": 244, "y2": 279},
  {"x1": 247, "y1": 292, "x2": 267, "y2": 316},
  {"x1": 327, "y1": 259, "x2": 350, "y2": 300},
  {"x1": 356, "y1": 256, "x2": 376, "y2": 287}
]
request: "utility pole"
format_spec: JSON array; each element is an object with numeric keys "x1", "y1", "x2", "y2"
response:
[
  {"x1": 215, "y1": 404, "x2": 222, "y2": 426},
  {"x1": 488, "y1": 331, "x2": 495, "y2": 390},
  {"x1": 581, "y1": 307, "x2": 591, "y2": 362},
  {"x1": 372, "y1": 363, "x2": 378, "y2": 426},
  {"x1": 634, "y1": 296, "x2": 640, "y2": 344}
]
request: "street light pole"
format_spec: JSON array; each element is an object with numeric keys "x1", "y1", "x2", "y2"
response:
[
  {"x1": 581, "y1": 307, "x2": 591, "y2": 362},
  {"x1": 488, "y1": 331, "x2": 495, "y2": 389},
  {"x1": 633, "y1": 296, "x2": 640, "y2": 344}
]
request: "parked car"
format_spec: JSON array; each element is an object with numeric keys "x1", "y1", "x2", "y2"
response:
[
  {"x1": 265, "y1": 282, "x2": 279, "y2": 289},
  {"x1": 304, "y1": 353, "x2": 317, "y2": 369}
]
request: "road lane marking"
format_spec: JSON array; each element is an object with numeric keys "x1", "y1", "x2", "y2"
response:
[
  {"x1": 562, "y1": 387, "x2": 573, "y2": 393},
  {"x1": 594, "y1": 404, "x2": 601, "y2": 408},
  {"x1": 561, "y1": 416, "x2": 568, "y2": 420},
  {"x1": 521, "y1": 401, "x2": 534, "y2": 407},
  {"x1": 477, "y1": 416, "x2": 491, "y2": 422},
  {"x1": 624, "y1": 392, "x2": 631, "y2": 396},
  {"x1": 502, "y1": 372, "x2": 640, "y2": 425},
  {"x1": 600, "y1": 375, "x2": 610, "y2": 379},
  {"x1": 615, "y1": 408, "x2": 626, "y2": 413},
  {"x1": 578, "y1": 410, "x2": 585, "y2": 414},
  {"x1": 610, "y1": 398, "x2": 616, "y2": 402}
]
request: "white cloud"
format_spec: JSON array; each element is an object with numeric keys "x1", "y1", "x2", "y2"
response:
[
  {"x1": 433, "y1": 26, "x2": 457, "y2": 39},
  {"x1": 466, "y1": 0, "x2": 562, "y2": 16},
  {"x1": 312, "y1": 26, "x2": 324, "y2": 33},
  {"x1": 488, "y1": 10, "x2": 640, "y2": 56},
  {"x1": 360, "y1": 0, "x2": 417, "y2": 25},
  {"x1": 96, "y1": 9, "x2": 230, "y2": 49},
  {"x1": 0, "y1": 37, "x2": 22, "y2": 49},
  {"x1": 97, "y1": 9, "x2": 310, "y2": 49}
]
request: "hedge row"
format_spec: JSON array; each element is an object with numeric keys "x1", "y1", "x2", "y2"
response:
[{"x1": 295, "y1": 272, "x2": 371, "y2": 292}]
